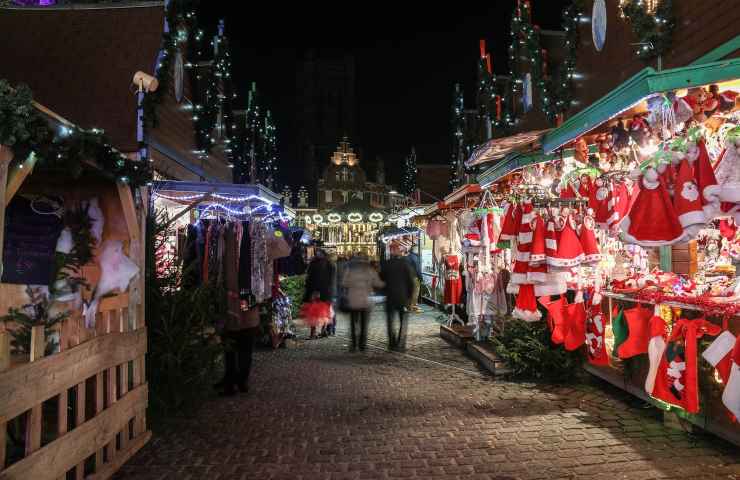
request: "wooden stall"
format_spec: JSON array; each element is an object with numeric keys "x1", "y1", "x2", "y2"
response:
[{"x1": 0, "y1": 132, "x2": 149, "y2": 477}]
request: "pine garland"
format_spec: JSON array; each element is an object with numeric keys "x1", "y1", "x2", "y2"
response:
[{"x1": 620, "y1": 0, "x2": 676, "y2": 60}]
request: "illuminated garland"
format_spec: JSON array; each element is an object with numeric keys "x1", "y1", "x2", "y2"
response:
[
  {"x1": 0, "y1": 80, "x2": 151, "y2": 186},
  {"x1": 401, "y1": 147, "x2": 417, "y2": 196},
  {"x1": 619, "y1": 0, "x2": 676, "y2": 60},
  {"x1": 449, "y1": 83, "x2": 465, "y2": 190}
]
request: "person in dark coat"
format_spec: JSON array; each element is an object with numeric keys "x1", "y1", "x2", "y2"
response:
[
  {"x1": 303, "y1": 249, "x2": 336, "y2": 339},
  {"x1": 404, "y1": 244, "x2": 423, "y2": 313},
  {"x1": 380, "y1": 242, "x2": 416, "y2": 351}
]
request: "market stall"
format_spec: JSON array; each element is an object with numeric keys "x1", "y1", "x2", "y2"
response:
[
  {"x1": 0, "y1": 103, "x2": 150, "y2": 478},
  {"x1": 150, "y1": 180, "x2": 301, "y2": 348},
  {"x1": 467, "y1": 57, "x2": 740, "y2": 445}
]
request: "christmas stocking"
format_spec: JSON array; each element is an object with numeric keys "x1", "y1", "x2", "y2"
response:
[
  {"x1": 585, "y1": 300, "x2": 609, "y2": 366},
  {"x1": 564, "y1": 300, "x2": 587, "y2": 351},
  {"x1": 702, "y1": 330, "x2": 737, "y2": 385},
  {"x1": 721, "y1": 334, "x2": 740, "y2": 421},
  {"x1": 539, "y1": 295, "x2": 567, "y2": 345},
  {"x1": 617, "y1": 304, "x2": 652, "y2": 359},
  {"x1": 611, "y1": 308, "x2": 628, "y2": 358},
  {"x1": 645, "y1": 308, "x2": 667, "y2": 395}
]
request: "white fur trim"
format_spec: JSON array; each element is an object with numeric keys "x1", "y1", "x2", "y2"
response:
[
  {"x1": 545, "y1": 239, "x2": 557, "y2": 250},
  {"x1": 646, "y1": 336, "x2": 667, "y2": 395},
  {"x1": 534, "y1": 283, "x2": 567, "y2": 296},
  {"x1": 719, "y1": 184, "x2": 740, "y2": 203},
  {"x1": 722, "y1": 363, "x2": 740, "y2": 420},
  {"x1": 677, "y1": 210, "x2": 706, "y2": 228},
  {"x1": 512, "y1": 307, "x2": 542, "y2": 322},
  {"x1": 527, "y1": 271, "x2": 547, "y2": 283},
  {"x1": 591, "y1": 292, "x2": 602, "y2": 305},
  {"x1": 509, "y1": 273, "x2": 529, "y2": 284},
  {"x1": 547, "y1": 254, "x2": 584, "y2": 268},
  {"x1": 506, "y1": 282, "x2": 520, "y2": 295},
  {"x1": 619, "y1": 215, "x2": 683, "y2": 247},
  {"x1": 521, "y1": 213, "x2": 534, "y2": 224},
  {"x1": 518, "y1": 231, "x2": 533, "y2": 243},
  {"x1": 704, "y1": 184, "x2": 722, "y2": 202},
  {"x1": 499, "y1": 233, "x2": 515, "y2": 240},
  {"x1": 702, "y1": 331, "x2": 736, "y2": 367},
  {"x1": 581, "y1": 253, "x2": 602, "y2": 264},
  {"x1": 516, "y1": 251, "x2": 531, "y2": 262}
]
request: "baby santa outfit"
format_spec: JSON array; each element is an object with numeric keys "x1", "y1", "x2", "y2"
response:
[
  {"x1": 579, "y1": 213, "x2": 601, "y2": 264},
  {"x1": 549, "y1": 212, "x2": 584, "y2": 268},
  {"x1": 585, "y1": 291, "x2": 609, "y2": 366},
  {"x1": 673, "y1": 159, "x2": 706, "y2": 239},
  {"x1": 690, "y1": 138, "x2": 720, "y2": 216},
  {"x1": 620, "y1": 167, "x2": 684, "y2": 246},
  {"x1": 499, "y1": 202, "x2": 522, "y2": 241},
  {"x1": 510, "y1": 202, "x2": 542, "y2": 321}
]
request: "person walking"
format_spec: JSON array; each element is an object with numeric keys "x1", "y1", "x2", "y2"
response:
[
  {"x1": 341, "y1": 253, "x2": 384, "y2": 351},
  {"x1": 303, "y1": 248, "x2": 335, "y2": 339},
  {"x1": 220, "y1": 306, "x2": 259, "y2": 396},
  {"x1": 404, "y1": 242, "x2": 423, "y2": 314},
  {"x1": 380, "y1": 242, "x2": 416, "y2": 351}
]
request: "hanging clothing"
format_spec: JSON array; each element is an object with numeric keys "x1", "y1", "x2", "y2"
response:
[{"x1": 443, "y1": 254, "x2": 462, "y2": 305}]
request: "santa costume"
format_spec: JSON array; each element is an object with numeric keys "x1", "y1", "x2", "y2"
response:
[
  {"x1": 673, "y1": 158, "x2": 706, "y2": 239},
  {"x1": 620, "y1": 167, "x2": 684, "y2": 246},
  {"x1": 548, "y1": 211, "x2": 584, "y2": 268},
  {"x1": 499, "y1": 202, "x2": 522, "y2": 241},
  {"x1": 579, "y1": 213, "x2": 601, "y2": 264}
]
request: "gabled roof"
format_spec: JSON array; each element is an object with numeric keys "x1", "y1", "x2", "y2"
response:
[{"x1": 0, "y1": 3, "x2": 164, "y2": 152}]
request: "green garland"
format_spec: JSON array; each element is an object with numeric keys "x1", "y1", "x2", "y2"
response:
[
  {"x1": 620, "y1": 0, "x2": 676, "y2": 60},
  {"x1": 547, "y1": 1, "x2": 584, "y2": 118},
  {"x1": 0, "y1": 79, "x2": 151, "y2": 186}
]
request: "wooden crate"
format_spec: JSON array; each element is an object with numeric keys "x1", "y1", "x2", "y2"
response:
[{"x1": 0, "y1": 147, "x2": 149, "y2": 479}]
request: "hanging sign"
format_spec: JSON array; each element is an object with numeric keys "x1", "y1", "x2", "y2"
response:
[
  {"x1": 592, "y1": 0, "x2": 607, "y2": 52},
  {"x1": 2, "y1": 197, "x2": 64, "y2": 286}
]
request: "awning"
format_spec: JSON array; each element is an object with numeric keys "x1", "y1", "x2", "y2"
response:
[
  {"x1": 443, "y1": 183, "x2": 481, "y2": 203},
  {"x1": 465, "y1": 129, "x2": 550, "y2": 168},
  {"x1": 543, "y1": 57, "x2": 740, "y2": 153}
]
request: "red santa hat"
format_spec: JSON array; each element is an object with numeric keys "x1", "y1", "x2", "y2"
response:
[
  {"x1": 689, "y1": 139, "x2": 721, "y2": 213},
  {"x1": 721, "y1": 334, "x2": 740, "y2": 421},
  {"x1": 544, "y1": 213, "x2": 560, "y2": 264},
  {"x1": 528, "y1": 214, "x2": 546, "y2": 265},
  {"x1": 620, "y1": 167, "x2": 684, "y2": 247},
  {"x1": 548, "y1": 212, "x2": 584, "y2": 268},
  {"x1": 510, "y1": 201, "x2": 534, "y2": 285},
  {"x1": 608, "y1": 181, "x2": 631, "y2": 230},
  {"x1": 673, "y1": 158, "x2": 706, "y2": 238},
  {"x1": 499, "y1": 202, "x2": 521, "y2": 241},
  {"x1": 579, "y1": 213, "x2": 601, "y2": 264},
  {"x1": 512, "y1": 284, "x2": 541, "y2": 322}
]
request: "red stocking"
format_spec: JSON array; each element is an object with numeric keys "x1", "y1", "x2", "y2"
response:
[
  {"x1": 618, "y1": 304, "x2": 652, "y2": 359},
  {"x1": 539, "y1": 296, "x2": 567, "y2": 345}
]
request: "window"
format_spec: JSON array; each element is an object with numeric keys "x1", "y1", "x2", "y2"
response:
[
  {"x1": 325, "y1": 190, "x2": 332, "y2": 202},
  {"x1": 356, "y1": 191, "x2": 363, "y2": 200}
]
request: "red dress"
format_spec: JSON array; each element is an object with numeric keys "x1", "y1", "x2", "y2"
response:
[{"x1": 443, "y1": 255, "x2": 462, "y2": 305}]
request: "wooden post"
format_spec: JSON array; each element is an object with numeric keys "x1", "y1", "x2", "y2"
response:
[
  {"x1": 0, "y1": 331, "x2": 8, "y2": 471},
  {"x1": 25, "y1": 326, "x2": 45, "y2": 456},
  {"x1": 0, "y1": 146, "x2": 13, "y2": 279},
  {"x1": 75, "y1": 380, "x2": 86, "y2": 480}
]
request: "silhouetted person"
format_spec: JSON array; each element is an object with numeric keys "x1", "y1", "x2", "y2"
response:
[{"x1": 380, "y1": 242, "x2": 416, "y2": 351}]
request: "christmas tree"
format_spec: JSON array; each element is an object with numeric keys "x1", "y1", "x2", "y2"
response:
[
  {"x1": 449, "y1": 83, "x2": 465, "y2": 190},
  {"x1": 260, "y1": 110, "x2": 278, "y2": 190},
  {"x1": 234, "y1": 82, "x2": 261, "y2": 184},
  {"x1": 401, "y1": 147, "x2": 417, "y2": 197}
]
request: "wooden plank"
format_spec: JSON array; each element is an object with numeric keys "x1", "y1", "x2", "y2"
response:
[
  {"x1": 88, "y1": 430, "x2": 151, "y2": 480},
  {"x1": 24, "y1": 406, "x2": 41, "y2": 456},
  {"x1": 0, "y1": 422, "x2": 5, "y2": 471},
  {"x1": 0, "y1": 385, "x2": 147, "y2": 480},
  {"x1": 0, "y1": 146, "x2": 13, "y2": 281},
  {"x1": 116, "y1": 182, "x2": 139, "y2": 242},
  {"x1": 4, "y1": 153, "x2": 37, "y2": 207},
  {"x1": 0, "y1": 331, "x2": 9, "y2": 373},
  {"x1": 29, "y1": 326, "x2": 44, "y2": 363},
  {"x1": 0, "y1": 329, "x2": 147, "y2": 423},
  {"x1": 57, "y1": 391, "x2": 68, "y2": 438},
  {"x1": 74, "y1": 380, "x2": 85, "y2": 478},
  {"x1": 98, "y1": 294, "x2": 130, "y2": 314},
  {"x1": 94, "y1": 371, "x2": 104, "y2": 468}
]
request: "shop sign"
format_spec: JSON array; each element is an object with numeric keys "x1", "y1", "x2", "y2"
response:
[{"x1": 592, "y1": 0, "x2": 607, "y2": 52}]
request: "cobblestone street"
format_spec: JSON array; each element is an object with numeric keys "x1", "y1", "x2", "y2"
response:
[{"x1": 117, "y1": 307, "x2": 740, "y2": 480}]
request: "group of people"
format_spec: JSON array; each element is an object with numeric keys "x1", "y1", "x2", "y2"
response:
[{"x1": 303, "y1": 240, "x2": 422, "y2": 352}]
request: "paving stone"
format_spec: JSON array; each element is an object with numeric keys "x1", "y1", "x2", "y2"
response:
[{"x1": 114, "y1": 307, "x2": 740, "y2": 480}]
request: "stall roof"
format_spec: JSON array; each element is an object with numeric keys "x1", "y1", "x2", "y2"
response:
[
  {"x1": 465, "y1": 129, "x2": 550, "y2": 168},
  {"x1": 444, "y1": 183, "x2": 481, "y2": 203},
  {"x1": 151, "y1": 180, "x2": 295, "y2": 218},
  {"x1": 543, "y1": 57, "x2": 740, "y2": 154}
]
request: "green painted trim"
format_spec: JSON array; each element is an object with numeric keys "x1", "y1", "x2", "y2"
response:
[
  {"x1": 690, "y1": 34, "x2": 740, "y2": 66},
  {"x1": 543, "y1": 58, "x2": 740, "y2": 153},
  {"x1": 477, "y1": 151, "x2": 556, "y2": 187},
  {"x1": 659, "y1": 246, "x2": 672, "y2": 272}
]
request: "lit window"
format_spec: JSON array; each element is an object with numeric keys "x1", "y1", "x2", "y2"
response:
[{"x1": 325, "y1": 190, "x2": 332, "y2": 202}]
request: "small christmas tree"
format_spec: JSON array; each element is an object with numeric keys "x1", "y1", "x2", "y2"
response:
[{"x1": 401, "y1": 147, "x2": 417, "y2": 197}]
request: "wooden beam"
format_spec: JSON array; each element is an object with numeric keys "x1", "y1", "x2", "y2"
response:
[
  {"x1": 116, "y1": 181, "x2": 139, "y2": 242},
  {"x1": 94, "y1": 372, "x2": 104, "y2": 468},
  {"x1": 0, "y1": 332, "x2": 9, "y2": 373},
  {"x1": 29, "y1": 325, "x2": 45, "y2": 363},
  {"x1": 0, "y1": 385, "x2": 148, "y2": 480},
  {"x1": 0, "y1": 329, "x2": 146, "y2": 423},
  {"x1": 24, "y1": 326, "x2": 45, "y2": 456},
  {"x1": 0, "y1": 146, "x2": 13, "y2": 280},
  {"x1": 87, "y1": 430, "x2": 151, "y2": 480},
  {"x1": 4, "y1": 153, "x2": 37, "y2": 207}
]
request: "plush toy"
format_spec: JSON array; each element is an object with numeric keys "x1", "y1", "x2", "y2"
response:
[{"x1": 629, "y1": 115, "x2": 651, "y2": 147}]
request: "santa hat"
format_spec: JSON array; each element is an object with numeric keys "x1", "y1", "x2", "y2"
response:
[
  {"x1": 528, "y1": 214, "x2": 546, "y2": 265},
  {"x1": 608, "y1": 181, "x2": 631, "y2": 230},
  {"x1": 674, "y1": 95, "x2": 696, "y2": 124},
  {"x1": 510, "y1": 201, "x2": 534, "y2": 285},
  {"x1": 544, "y1": 213, "x2": 560, "y2": 263},
  {"x1": 579, "y1": 213, "x2": 601, "y2": 264},
  {"x1": 690, "y1": 139, "x2": 721, "y2": 211},
  {"x1": 673, "y1": 159, "x2": 706, "y2": 238},
  {"x1": 548, "y1": 213, "x2": 584, "y2": 268},
  {"x1": 719, "y1": 90, "x2": 738, "y2": 112},
  {"x1": 714, "y1": 134, "x2": 740, "y2": 204},
  {"x1": 512, "y1": 284, "x2": 541, "y2": 322},
  {"x1": 721, "y1": 334, "x2": 740, "y2": 421},
  {"x1": 620, "y1": 167, "x2": 684, "y2": 247},
  {"x1": 645, "y1": 307, "x2": 667, "y2": 395},
  {"x1": 499, "y1": 202, "x2": 521, "y2": 241},
  {"x1": 592, "y1": 179, "x2": 613, "y2": 229}
]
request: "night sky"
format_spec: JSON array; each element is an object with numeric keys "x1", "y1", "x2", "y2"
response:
[{"x1": 198, "y1": 2, "x2": 567, "y2": 188}]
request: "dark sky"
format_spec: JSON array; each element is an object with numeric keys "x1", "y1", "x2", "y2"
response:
[{"x1": 198, "y1": 2, "x2": 567, "y2": 188}]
